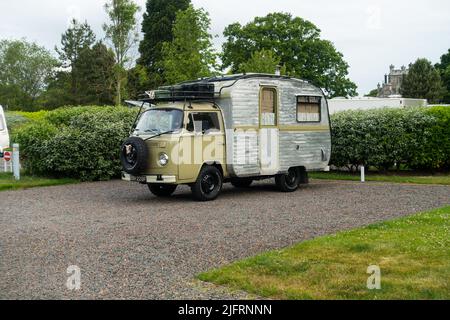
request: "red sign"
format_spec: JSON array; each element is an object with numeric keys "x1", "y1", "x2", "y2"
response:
[{"x1": 3, "y1": 151, "x2": 11, "y2": 161}]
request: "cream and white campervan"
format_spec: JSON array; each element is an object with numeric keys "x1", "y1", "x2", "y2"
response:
[{"x1": 121, "y1": 74, "x2": 332, "y2": 201}]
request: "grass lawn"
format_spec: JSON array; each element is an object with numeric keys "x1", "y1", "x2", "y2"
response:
[
  {"x1": 310, "y1": 171, "x2": 450, "y2": 185},
  {"x1": 0, "y1": 172, "x2": 78, "y2": 191},
  {"x1": 198, "y1": 206, "x2": 450, "y2": 300}
]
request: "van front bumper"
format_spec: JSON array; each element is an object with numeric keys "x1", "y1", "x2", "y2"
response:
[{"x1": 121, "y1": 172, "x2": 177, "y2": 184}]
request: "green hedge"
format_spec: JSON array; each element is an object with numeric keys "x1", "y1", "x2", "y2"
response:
[
  {"x1": 11, "y1": 105, "x2": 450, "y2": 181},
  {"x1": 330, "y1": 107, "x2": 450, "y2": 171},
  {"x1": 13, "y1": 106, "x2": 136, "y2": 181}
]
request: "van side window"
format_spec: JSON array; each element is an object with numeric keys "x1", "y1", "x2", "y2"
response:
[
  {"x1": 191, "y1": 112, "x2": 221, "y2": 134},
  {"x1": 186, "y1": 114, "x2": 195, "y2": 132},
  {"x1": 0, "y1": 115, "x2": 4, "y2": 131},
  {"x1": 297, "y1": 96, "x2": 321, "y2": 122},
  {"x1": 261, "y1": 88, "x2": 277, "y2": 126}
]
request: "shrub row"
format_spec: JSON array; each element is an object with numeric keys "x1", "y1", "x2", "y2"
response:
[
  {"x1": 330, "y1": 106, "x2": 450, "y2": 171},
  {"x1": 13, "y1": 106, "x2": 137, "y2": 181}
]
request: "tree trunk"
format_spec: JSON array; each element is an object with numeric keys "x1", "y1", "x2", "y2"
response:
[{"x1": 116, "y1": 75, "x2": 121, "y2": 106}]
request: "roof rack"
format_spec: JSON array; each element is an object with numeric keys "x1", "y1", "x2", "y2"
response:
[
  {"x1": 138, "y1": 73, "x2": 300, "y2": 103},
  {"x1": 139, "y1": 82, "x2": 216, "y2": 103}
]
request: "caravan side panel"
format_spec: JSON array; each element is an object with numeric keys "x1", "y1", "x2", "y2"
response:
[
  {"x1": 216, "y1": 78, "x2": 331, "y2": 177},
  {"x1": 277, "y1": 81, "x2": 331, "y2": 171}
]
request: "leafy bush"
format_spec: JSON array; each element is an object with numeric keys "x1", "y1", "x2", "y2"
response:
[
  {"x1": 14, "y1": 106, "x2": 137, "y2": 180},
  {"x1": 12, "y1": 121, "x2": 57, "y2": 174},
  {"x1": 330, "y1": 107, "x2": 450, "y2": 171},
  {"x1": 424, "y1": 106, "x2": 450, "y2": 170}
]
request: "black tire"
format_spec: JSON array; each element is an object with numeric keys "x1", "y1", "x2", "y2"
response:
[
  {"x1": 230, "y1": 178, "x2": 253, "y2": 188},
  {"x1": 191, "y1": 166, "x2": 223, "y2": 201},
  {"x1": 120, "y1": 137, "x2": 148, "y2": 175},
  {"x1": 148, "y1": 184, "x2": 177, "y2": 197},
  {"x1": 275, "y1": 167, "x2": 301, "y2": 192}
]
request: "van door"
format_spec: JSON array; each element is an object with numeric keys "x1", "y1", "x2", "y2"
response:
[
  {"x1": 178, "y1": 113, "x2": 202, "y2": 181},
  {"x1": 178, "y1": 111, "x2": 225, "y2": 181},
  {"x1": 259, "y1": 87, "x2": 279, "y2": 175},
  {"x1": 196, "y1": 112, "x2": 225, "y2": 168}
]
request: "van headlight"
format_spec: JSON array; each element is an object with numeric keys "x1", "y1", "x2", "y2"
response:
[{"x1": 158, "y1": 153, "x2": 169, "y2": 166}]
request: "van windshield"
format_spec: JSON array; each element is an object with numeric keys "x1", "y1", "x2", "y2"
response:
[{"x1": 135, "y1": 109, "x2": 183, "y2": 134}]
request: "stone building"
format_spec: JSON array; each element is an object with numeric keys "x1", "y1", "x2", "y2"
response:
[{"x1": 377, "y1": 64, "x2": 408, "y2": 97}]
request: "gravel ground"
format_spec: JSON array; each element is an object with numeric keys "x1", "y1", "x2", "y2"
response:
[{"x1": 0, "y1": 179, "x2": 449, "y2": 300}]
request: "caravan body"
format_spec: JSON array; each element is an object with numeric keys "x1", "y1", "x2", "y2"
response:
[{"x1": 212, "y1": 75, "x2": 331, "y2": 177}]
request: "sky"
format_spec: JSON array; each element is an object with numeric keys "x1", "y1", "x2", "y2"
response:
[{"x1": 0, "y1": 0, "x2": 449, "y2": 95}]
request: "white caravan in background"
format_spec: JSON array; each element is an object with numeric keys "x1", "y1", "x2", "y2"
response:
[{"x1": 0, "y1": 105, "x2": 10, "y2": 151}]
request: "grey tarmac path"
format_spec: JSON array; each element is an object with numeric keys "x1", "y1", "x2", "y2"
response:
[{"x1": 0, "y1": 179, "x2": 449, "y2": 299}]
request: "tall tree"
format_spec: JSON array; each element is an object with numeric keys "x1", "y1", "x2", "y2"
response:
[
  {"x1": 138, "y1": 0, "x2": 190, "y2": 87},
  {"x1": 239, "y1": 49, "x2": 286, "y2": 75},
  {"x1": 55, "y1": 19, "x2": 96, "y2": 69},
  {"x1": 73, "y1": 42, "x2": 116, "y2": 105},
  {"x1": 401, "y1": 58, "x2": 444, "y2": 103},
  {"x1": 55, "y1": 19, "x2": 96, "y2": 104},
  {"x1": 0, "y1": 39, "x2": 58, "y2": 110},
  {"x1": 103, "y1": 0, "x2": 140, "y2": 106},
  {"x1": 222, "y1": 12, "x2": 357, "y2": 98},
  {"x1": 435, "y1": 49, "x2": 450, "y2": 103},
  {"x1": 161, "y1": 5, "x2": 218, "y2": 84}
]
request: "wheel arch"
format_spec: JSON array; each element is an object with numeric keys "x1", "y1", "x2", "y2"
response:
[{"x1": 202, "y1": 161, "x2": 225, "y2": 178}]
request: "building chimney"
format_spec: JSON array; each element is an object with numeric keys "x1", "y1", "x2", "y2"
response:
[{"x1": 275, "y1": 65, "x2": 281, "y2": 76}]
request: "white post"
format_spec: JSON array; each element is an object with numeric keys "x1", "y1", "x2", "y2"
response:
[
  {"x1": 361, "y1": 165, "x2": 365, "y2": 183},
  {"x1": 12, "y1": 144, "x2": 20, "y2": 180}
]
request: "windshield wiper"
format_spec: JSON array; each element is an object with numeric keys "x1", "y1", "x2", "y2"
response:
[{"x1": 143, "y1": 130, "x2": 175, "y2": 141}]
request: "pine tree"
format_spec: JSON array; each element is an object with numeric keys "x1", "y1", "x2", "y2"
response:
[
  {"x1": 55, "y1": 19, "x2": 96, "y2": 104},
  {"x1": 56, "y1": 19, "x2": 96, "y2": 69},
  {"x1": 74, "y1": 42, "x2": 116, "y2": 105}
]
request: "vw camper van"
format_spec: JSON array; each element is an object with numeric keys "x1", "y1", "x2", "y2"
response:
[{"x1": 121, "y1": 74, "x2": 331, "y2": 201}]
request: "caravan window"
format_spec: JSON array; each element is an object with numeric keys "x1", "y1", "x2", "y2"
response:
[
  {"x1": 260, "y1": 87, "x2": 277, "y2": 126},
  {"x1": 297, "y1": 96, "x2": 321, "y2": 122}
]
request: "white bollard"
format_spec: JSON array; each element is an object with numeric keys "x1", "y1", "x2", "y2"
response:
[
  {"x1": 12, "y1": 144, "x2": 20, "y2": 180},
  {"x1": 361, "y1": 165, "x2": 365, "y2": 183}
]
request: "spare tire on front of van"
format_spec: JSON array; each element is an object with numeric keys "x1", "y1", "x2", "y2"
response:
[{"x1": 120, "y1": 137, "x2": 149, "y2": 175}]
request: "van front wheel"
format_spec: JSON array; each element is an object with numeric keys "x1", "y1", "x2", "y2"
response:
[
  {"x1": 148, "y1": 184, "x2": 177, "y2": 197},
  {"x1": 191, "y1": 166, "x2": 223, "y2": 201},
  {"x1": 275, "y1": 168, "x2": 301, "y2": 192}
]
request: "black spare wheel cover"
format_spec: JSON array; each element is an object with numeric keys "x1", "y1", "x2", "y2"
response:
[{"x1": 120, "y1": 137, "x2": 149, "y2": 174}]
